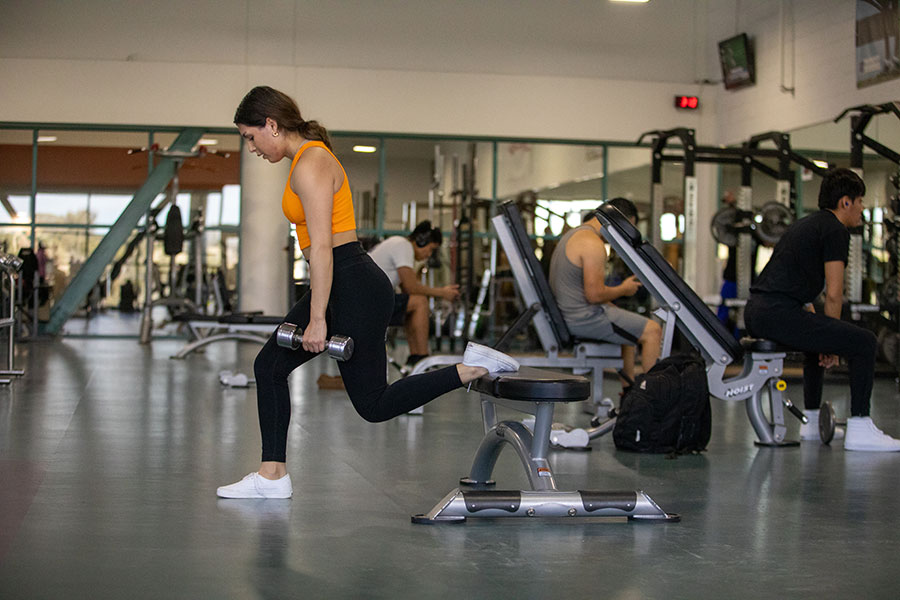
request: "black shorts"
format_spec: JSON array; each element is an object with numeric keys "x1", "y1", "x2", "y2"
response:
[{"x1": 388, "y1": 293, "x2": 410, "y2": 327}]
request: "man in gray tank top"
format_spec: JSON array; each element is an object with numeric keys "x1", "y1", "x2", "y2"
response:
[{"x1": 549, "y1": 198, "x2": 661, "y2": 384}]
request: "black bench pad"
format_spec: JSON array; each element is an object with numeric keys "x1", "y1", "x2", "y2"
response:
[
  {"x1": 472, "y1": 366, "x2": 591, "y2": 402},
  {"x1": 219, "y1": 314, "x2": 282, "y2": 325},
  {"x1": 172, "y1": 313, "x2": 219, "y2": 323},
  {"x1": 171, "y1": 312, "x2": 282, "y2": 325}
]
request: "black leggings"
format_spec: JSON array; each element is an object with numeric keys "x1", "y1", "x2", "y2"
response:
[
  {"x1": 745, "y1": 295, "x2": 876, "y2": 417},
  {"x1": 253, "y1": 242, "x2": 462, "y2": 463}
]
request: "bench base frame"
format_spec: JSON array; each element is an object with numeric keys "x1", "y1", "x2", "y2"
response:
[
  {"x1": 412, "y1": 488, "x2": 678, "y2": 524},
  {"x1": 413, "y1": 394, "x2": 678, "y2": 524}
]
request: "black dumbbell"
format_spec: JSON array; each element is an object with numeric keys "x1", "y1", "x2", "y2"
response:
[
  {"x1": 275, "y1": 322, "x2": 354, "y2": 361},
  {"x1": 818, "y1": 401, "x2": 846, "y2": 444}
]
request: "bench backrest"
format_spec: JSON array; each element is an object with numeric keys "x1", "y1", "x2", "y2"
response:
[
  {"x1": 492, "y1": 201, "x2": 572, "y2": 352},
  {"x1": 595, "y1": 204, "x2": 744, "y2": 365}
]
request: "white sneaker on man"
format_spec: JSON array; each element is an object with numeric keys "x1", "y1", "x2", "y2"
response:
[
  {"x1": 799, "y1": 409, "x2": 820, "y2": 440},
  {"x1": 217, "y1": 473, "x2": 293, "y2": 498},
  {"x1": 843, "y1": 417, "x2": 900, "y2": 452},
  {"x1": 462, "y1": 342, "x2": 520, "y2": 374}
]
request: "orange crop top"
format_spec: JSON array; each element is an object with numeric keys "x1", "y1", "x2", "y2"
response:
[{"x1": 282, "y1": 141, "x2": 356, "y2": 249}]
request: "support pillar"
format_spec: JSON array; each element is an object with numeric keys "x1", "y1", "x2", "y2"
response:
[
  {"x1": 693, "y1": 163, "x2": 720, "y2": 300},
  {"x1": 238, "y1": 145, "x2": 291, "y2": 315}
]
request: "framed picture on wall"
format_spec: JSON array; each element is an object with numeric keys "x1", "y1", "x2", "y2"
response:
[{"x1": 856, "y1": 0, "x2": 900, "y2": 88}]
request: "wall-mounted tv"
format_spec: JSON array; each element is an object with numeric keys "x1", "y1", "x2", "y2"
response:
[{"x1": 718, "y1": 33, "x2": 755, "y2": 90}]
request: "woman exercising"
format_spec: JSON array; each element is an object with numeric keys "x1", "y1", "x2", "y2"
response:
[{"x1": 218, "y1": 86, "x2": 518, "y2": 498}]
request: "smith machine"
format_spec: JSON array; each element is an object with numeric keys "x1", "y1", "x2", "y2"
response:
[{"x1": 639, "y1": 127, "x2": 829, "y2": 303}]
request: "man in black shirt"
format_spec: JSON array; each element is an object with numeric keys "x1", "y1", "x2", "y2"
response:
[{"x1": 745, "y1": 168, "x2": 899, "y2": 451}]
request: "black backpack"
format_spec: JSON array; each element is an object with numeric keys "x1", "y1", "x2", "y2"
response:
[{"x1": 613, "y1": 353, "x2": 711, "y2": 454}]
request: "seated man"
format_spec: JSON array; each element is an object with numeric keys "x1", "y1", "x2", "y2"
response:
[
  {"x1": 745, "y1": 168, "x2": 900, "y2": 451},
  {"x1": 549, "y1": 197, "x2": 661, "y2": 384},
  {"x1": 369, "y1": 220, "x2": 460, "y2": 367}
]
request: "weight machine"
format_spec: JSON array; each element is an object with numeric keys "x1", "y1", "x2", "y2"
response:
[
  {"x1": 639, "y1": 127, "x2": 828, "y2": 304},
  {"x1": 138, "y1": 174, "x2": 204, "y2": 344},
  {"x1": 441, "y1": 144, "x2": 496, "y2": 350},
  {"x1": 835, "y1": 101, "x2": 900, "y2": 305},
  {"x1": 0, "y1": 253, "x2": 25, "y2": 383},
  {"x1": 124, "y1": 144, "x2": 228, "y2": 343},
  {"x1": 835, "y1": 102, "x2": 900, "y2": 374}
]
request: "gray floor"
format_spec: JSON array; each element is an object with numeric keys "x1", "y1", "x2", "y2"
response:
[{"x1": 2, "y1": 325, "x2": 900, "y2": 599}]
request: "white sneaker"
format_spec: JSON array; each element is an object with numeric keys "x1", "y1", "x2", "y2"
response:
[
  {"x1": 799, "y1": 409, "x2": 820, "y2": 440},
  {"x1": 844, "y1": 417, "x2": 900, "y2": 452},
  {"x1": 217, "y1": 472, "x2": 293, "y2": 498},
  {"x1": 462, "y1": 342, "x2": 520, "y2": 373}
]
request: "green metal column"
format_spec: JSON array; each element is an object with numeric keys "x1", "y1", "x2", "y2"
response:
[
  {"x1": 45, "y1": 128, "x2": 205, "y2": 334},
  {"x1": 30, "y1": 130, "x2": 38, "y2": 250}
]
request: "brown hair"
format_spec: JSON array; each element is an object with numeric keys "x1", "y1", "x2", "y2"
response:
[{"x1": 233, "y1": 86, "x2": 332, "y2": 151}]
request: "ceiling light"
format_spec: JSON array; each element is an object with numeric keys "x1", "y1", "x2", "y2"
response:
[
  {"x1": 353, "y1": 145, "x2": 377, "y2": 153},
  {"x1": 198, "y1": 138, "x2": 219, "y2": 146},
  {"x1": 37, "y1": 136, "x2": 57, "y2": 143},
  {"x1": 812, "y1": 160, "x2": 829, "y2": 169}
]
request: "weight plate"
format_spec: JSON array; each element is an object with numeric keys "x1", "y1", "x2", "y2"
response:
[
  {"x1": 819, "y1": 401, "x2": 835, "y2": 445},
  {"x1": 879, "y1": 277, "x2": 900, "y2": 313},
  {"x1": 755, "y1": 201, "x2": 793, "y2": 247},
  {"x1": 711, "y1": 205, "x2": 739, "y2": 247},
  {"x1": 275, "y1": 322, "x2": 299, "y2": 350},
  {"x1": 879, "y1": 328, "x2": 900, "y2": 365}
]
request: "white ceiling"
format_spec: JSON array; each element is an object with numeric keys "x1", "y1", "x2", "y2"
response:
[{"x1": 0, "y1": 0, "x2": 715, "y2": 84}]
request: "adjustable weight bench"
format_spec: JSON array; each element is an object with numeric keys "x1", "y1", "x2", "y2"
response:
[
  {"x1": 169, "y1": 313, "x2": 282, "y2": 359},
  {"x1": 409, "y1": 202, "x2": 623, "y2": 413},
  {"x1": 412, "y1": 367, "x2": 678, "y2": 523},
  {"x1": 595, "y1": 204, "x2": 805, "y2": 446}
]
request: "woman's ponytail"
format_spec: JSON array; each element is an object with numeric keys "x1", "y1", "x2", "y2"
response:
[{"x1": 300, "y1": 120, "x2": 333, "y2": 152}]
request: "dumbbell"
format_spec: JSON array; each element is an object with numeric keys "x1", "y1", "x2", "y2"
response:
[
  {"x1": 818, "y1": 401, "x2": 846, "y2": 444},
  {"x1": 275, "y1": 322, "x2": 354, "y2": 361}
]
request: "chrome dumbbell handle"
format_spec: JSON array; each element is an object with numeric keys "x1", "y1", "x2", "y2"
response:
[
  {"x1": 782, "y1": 397, "x2": 807, "y2": 424},
  {"x1": 275, "y1": 322, "x2": 354, "y2": 361}
]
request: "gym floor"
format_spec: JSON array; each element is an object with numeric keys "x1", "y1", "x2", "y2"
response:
[{"x1": 2, "y1": 325, "x2": 900, "y2": 599}]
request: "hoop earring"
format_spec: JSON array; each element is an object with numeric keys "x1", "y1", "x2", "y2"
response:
[{"x1": 273, "y1": 131, "x2": 279, "y2": 137}]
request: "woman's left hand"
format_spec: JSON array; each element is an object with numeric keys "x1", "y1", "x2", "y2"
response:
[{"x1": 302, "y1": 318, "x2": 328, "y2": 353}]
